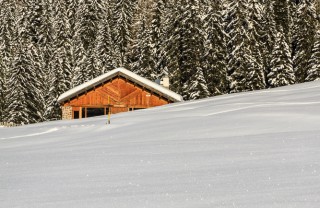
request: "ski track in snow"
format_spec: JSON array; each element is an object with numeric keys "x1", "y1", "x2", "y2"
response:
[
  {"x1": 206, "y1": 101, "x2": 320, "y2": 116},
  {"x1": 0, "y1": 127, "x2": 59, "y2": 140},
  {"x1": 162, "y1": 84, "x2": 320, "y2": 110}
]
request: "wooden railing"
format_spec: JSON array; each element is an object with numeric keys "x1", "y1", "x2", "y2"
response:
[{"x1": 0, "y1": 122, "x2": 22, "y2": 128}]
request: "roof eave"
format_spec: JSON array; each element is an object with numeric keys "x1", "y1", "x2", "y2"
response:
[{"x1": 58, "y1": 68, "x2": 183, "y2": 104}]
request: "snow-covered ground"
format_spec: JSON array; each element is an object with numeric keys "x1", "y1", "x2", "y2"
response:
[{"x1": 1, "y1": 81, "x2": 320, "y2": 208}]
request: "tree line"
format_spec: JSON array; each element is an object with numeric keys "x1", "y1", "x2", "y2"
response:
[{"x1": 0, "y1": 0, "x2": 319, "y2": 124}]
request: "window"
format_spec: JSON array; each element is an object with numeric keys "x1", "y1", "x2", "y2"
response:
[{"x1": 82, "y1": 108, "x2": 107, "y2": 118}]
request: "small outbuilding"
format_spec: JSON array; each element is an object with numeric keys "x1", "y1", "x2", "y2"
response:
[{"x1": 57, "y1": 67, "x2": 183, "y2": 120}]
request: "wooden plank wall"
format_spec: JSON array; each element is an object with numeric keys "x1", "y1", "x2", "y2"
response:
[{"x1": 63, "y1": 77, "x2": 169, "y2": 114}]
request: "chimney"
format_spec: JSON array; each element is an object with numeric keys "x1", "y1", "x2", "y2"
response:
[{"x1": 160, "y1": 75, "x2": 170, "y2": 89}]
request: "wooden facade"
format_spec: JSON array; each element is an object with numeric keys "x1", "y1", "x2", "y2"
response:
[{"x1": 62, "y1": 77, "x2": 172, "y2": 119}]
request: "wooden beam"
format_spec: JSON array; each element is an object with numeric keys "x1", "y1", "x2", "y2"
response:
[
  {"x1": 120, "y1": 89, "x2": 140, "y2": 101},
  {"x1": 96, "y1": 88, "x2": 118, "y2": 102},
  {"x1": 79, "y1": 107, "x2": 82, "y2": 119}
]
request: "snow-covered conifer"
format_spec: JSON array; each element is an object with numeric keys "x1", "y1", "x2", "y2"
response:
[
  {"x1": 129, "y1": 5, "x2": 152, "y2": 80},
  {"x1": 246, "y1": 0, "x2": 266, "y2": 90},
  {"x1": 161, "y1": 2, "x2": 182, "y2": 95},
  {"x1": 148, "y1": 0, "x2": 167, "y2": 80},
  {"x1": 73, "y1": 0, "x2": 104, "y2": 86},
  {"x1": 273, "y1": 0, "x2": 291, "y2": 39},
  {"x1": 268, "y1": 30, "x2": 296, "y2": 87},
  {"x1": 260, "y1": 1, "x2": 277, "y2": 88},
  {"x1": 0, "y1": 0, "x2": 16, "y2": 122},
  {"x1": 201, "y1": 0, "x2": 228, "y2": 96},
  {"x1": 189, "y1": 67, "x2": 210, "y2": 99},
  {"x1": 73, "y1": 41, "x2": 88, "y2": 86},
  {"x1": 306, "y1": 28, "x2": 320, "y2": 81},
  {"x1": 226, "y1": 0, "x2": 263, "y2": 93},
  {"x1": 0, "y1": 62, "x2": 7, "y2": 122},
  {"x1": 164, "y1": 0, "x2": 205, "y2": 100},
  {"x1": 111, "y1": 0, "x2": 137, "y2": 67},
  {"x1": 93, "y1": 6, "x2": 115, "y2": 75},
  {"x1": 293, "y1": 0, "x2": 318, "y2": 83},
  {"x1": 6, "y1": 42, "x2": 38, "y2": 124}
]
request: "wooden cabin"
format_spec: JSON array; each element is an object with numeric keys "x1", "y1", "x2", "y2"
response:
[{"x1": 57, "y1": 68, "x2": 183, "y2": 120}]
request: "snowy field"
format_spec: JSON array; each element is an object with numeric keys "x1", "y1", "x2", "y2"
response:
[{"x1": 1, "y1": 81, "x2": 320, "y2": 208}]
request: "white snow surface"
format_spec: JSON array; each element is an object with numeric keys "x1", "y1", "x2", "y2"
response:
[
  {"x1": 2, "y1": 81, "x2": 320, "y2": 208},
  {"x1": 57, "y1": 67, "x2": 183, "y2": 103}
]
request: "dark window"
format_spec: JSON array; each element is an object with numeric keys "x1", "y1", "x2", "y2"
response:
[
  {"x1": 82, "y1": 108, "x2": 106, "y2": 118},
  {"x1": 129, "y1": 108, "x2": 144, "y2": 111},
  {"x1": 74, "y1": 111, "x2": 79, "y2": 119}
]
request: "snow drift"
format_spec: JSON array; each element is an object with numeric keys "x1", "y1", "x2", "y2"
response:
[{"x1": 1, "y1": 81, "x2": 320, "y2": 208}]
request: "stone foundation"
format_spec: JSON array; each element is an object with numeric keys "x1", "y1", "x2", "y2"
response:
[{"x1": 62, "y1": 106, "x2": 73, "y2": 120}]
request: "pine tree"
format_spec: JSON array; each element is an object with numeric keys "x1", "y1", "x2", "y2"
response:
[
  {"x1": 317, "y1": 1, "x2": 320, "y2": 20},
  {"x1": 29, "y1": 44, "x2": 54, "y2": 122},
  {"x1": 260, "y1": 1, "x2": 277, "y2": 88},
  {"x1": 274, "y1": 0, "x2": 294, "y2": 78},
  {"x1": 129, "y1": 7, "x2": 152, "y2": 80},
  {"x1": 246, "y1": 0, "x2": 266, "y2": 90},
  {"x1": 148, "y1": 0, "x2": 167, "y2": 80},
  {"x1": 48, "y1": 0, "x2": 74, "y2": 119},
  {"x1": 201, "y1": 0, "x2": 228, "y2": 96},
  {"x1": 0, "y1": 60, "x2": 7, "y2": 122},
  {"x1": 73, "y1": 0, "x2": 104, "y2": 86},
  {"x1": 64, "y1": 0, "x2": 79, "y2": 89},
  {"x1": 112, "y1": 0, "x2": 137, "y2": 67},
  {"x1": 189, "y1": 68, "x2": 210, "y2": 99},
  {"x1": 6, "y1": 42, "x2": 38, "y2": 124},
  {"x1": 77, "y1": 0, "x2": 104, "y2": 51},
  {"x1": 93, "y1": 6, "x2": 115, "y2": 75},
  {"x1": 164, "y1": 0, "x2": 205, "y2": 100},
  {"x1": 0, "y1": 0, "x2": 16, "y2": 122},
  {"x1": 273, "y1": 0, "x2": 291, "y2": 38},
  {"x1": 306, "y1": 28, "x2": 320, "y2": 81},
  {"x1": 226, "y1": 0, "x2": 263, "y2": 93},
  {"x1": 289, "y1": 0, "x2": 299, "y2": 57},
  {"x1": 181, "y1": 0, "x2": 206, "y2": 100},
  {"x1": 73, "y1": 41, "x2": 88, "y2": 86},
  {"x1": 293, "y1": 0, "x2": 318, "y2": 83},
  {"x1": 160, "y1": 0, "x2": 180, "y2": 92},
  {"x1": 161, "y1": 1, "x2": 182, "y2": 95},
  {"x1": 268, "y1": 30, "x2": 296, "y2": 87}
]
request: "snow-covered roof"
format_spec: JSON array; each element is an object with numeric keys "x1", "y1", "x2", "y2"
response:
[{"x1": 57, "y1": 67, "x2": 183, "y2": 103}]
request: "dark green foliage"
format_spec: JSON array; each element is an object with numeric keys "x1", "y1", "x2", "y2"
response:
[
  {"x1": 0, "y1": 59, "x2": 6, "y2": 122},
  {"x1": 0, "y1": 0, "x2": 16, "y2": 122},
  {"x1": 164, "y1": 0, "x2": 206, "y2": 100},
  {"x1": 129, "y1": 8, "x2": 153, "y2": 80},
  {"x1": 112, "y1": 0, "x2": 137, "y2": 67},
  {"x1": 268, "y1": 30, "x2": 296, "y2": 87},
  {"x1": 6, "y1": 43, "x2": 37, "y2": 124},
  {"x1": 293, "y1": 0, "x2": 318, "y2": 83},
  {"x1": 273, "y1": 0, "x2": 291, "y2": 36},
  {"x1": 93, "y1": 7, "x2": 115, "y2": 75},
  {"x1": 226, "y1": 0, "x2": 265, "y2": 93},
  {"x1": 148, "y1": 0, "x2": 167, "y2": 80},
  {"x1": 201, "y1": 0, "x2": 228, "y2": 96},
  {"x1": 306, "y1": 28, "x2": 320, "y2": 81},
  {"x1": 260, "y1": 1, "x2": 277, "y2": 88}
]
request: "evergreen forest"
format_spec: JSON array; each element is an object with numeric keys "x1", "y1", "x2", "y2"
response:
[{"x1": 0, "y1": 0, "x2": 320, "y2": 124}]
